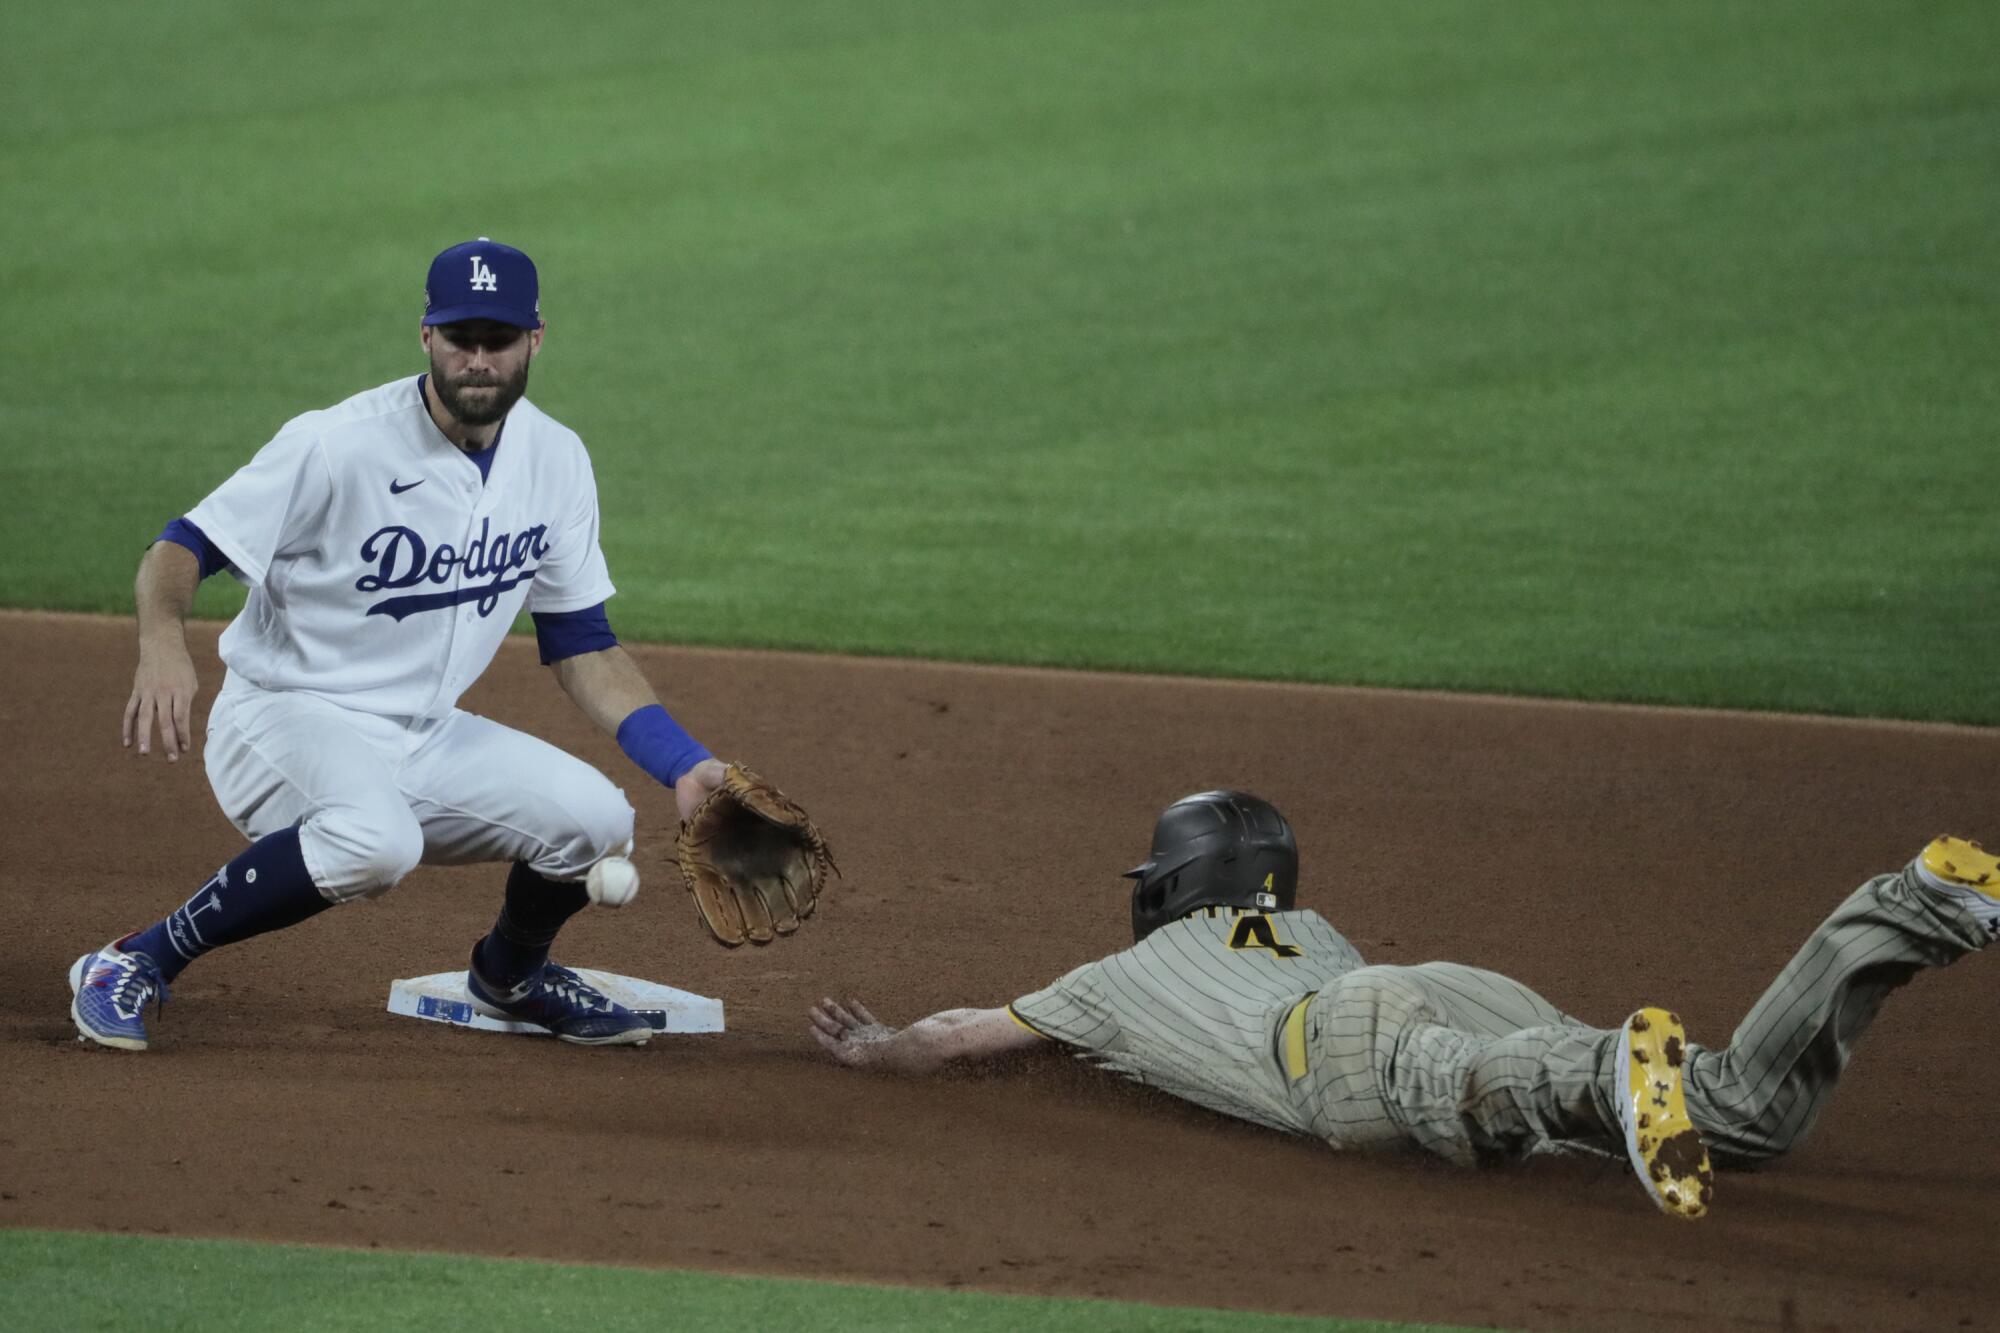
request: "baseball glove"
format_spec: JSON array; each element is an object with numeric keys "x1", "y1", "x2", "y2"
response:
[{"x1": 675, "y1": 764, "x2": 837, "y2": 946}]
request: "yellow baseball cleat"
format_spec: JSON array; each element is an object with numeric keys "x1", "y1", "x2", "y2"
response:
[
  {"x1": 1916, "y1": 837, "x2": 2000, "y2": 940},
  {"x1": 1618, "y1": 1008, "x2": 1713, "y2": 1220}
]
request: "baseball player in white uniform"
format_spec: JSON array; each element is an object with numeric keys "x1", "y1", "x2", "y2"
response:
[
  {"x1": 809, "y1": 790, "x2": 2000, "y2": 1218},
  {"x1": 71, "y1": 238, "x2": 730, "y2": 1050}
]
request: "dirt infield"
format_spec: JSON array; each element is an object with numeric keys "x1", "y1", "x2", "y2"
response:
[{"x1": 3, "y1": 611, "x2": 1994, "y2": 1332}]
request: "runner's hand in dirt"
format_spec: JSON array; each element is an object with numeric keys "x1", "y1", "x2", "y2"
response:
[
  {"x1": 810, "y1": 998, "x2": 898, "y2": 1068},
  {"x1": 809, "y1": 997, "x2": 1041, "y2": 1074},
  {"x1": 124, "y1": 637, "x2": 199, "y2": 762}
]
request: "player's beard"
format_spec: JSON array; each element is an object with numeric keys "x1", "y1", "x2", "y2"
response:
[{"x1": 431, "y1": 356, "x2": 530, "y2": 428}]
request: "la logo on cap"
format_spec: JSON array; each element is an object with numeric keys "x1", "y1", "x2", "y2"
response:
[{"x1": 469, "y1": 235, "x2": 498, "y2": 292}]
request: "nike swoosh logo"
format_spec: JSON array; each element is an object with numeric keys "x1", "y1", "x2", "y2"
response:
[{"x1": 390, "y1": 478, "x2": 425, "y2": 494}]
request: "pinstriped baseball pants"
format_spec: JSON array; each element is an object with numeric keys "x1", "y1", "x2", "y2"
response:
[{"x1": 1292, "y1": 861, "x2": 1988, "y2": 1167}]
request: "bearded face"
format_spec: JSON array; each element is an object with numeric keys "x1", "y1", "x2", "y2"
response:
[{"x1": 426, "y1": 321, "x2": 535, "y2": 427}]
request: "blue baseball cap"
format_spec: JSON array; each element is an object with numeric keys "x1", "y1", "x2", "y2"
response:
[{"x1": 422, "y1": 238, "x2": 542, "y2": 329}]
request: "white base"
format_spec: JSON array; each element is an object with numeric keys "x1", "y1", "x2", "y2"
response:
[{"x1": 387, "y1": 969, "x2": 724, "y2": 1036}]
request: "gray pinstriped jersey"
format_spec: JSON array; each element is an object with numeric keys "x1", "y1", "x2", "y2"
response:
[{"x1": 1008, "y1": 908, "x2": 1363, "y2": 1133}]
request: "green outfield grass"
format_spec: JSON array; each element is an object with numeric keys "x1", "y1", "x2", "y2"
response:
[
  {"x1": 0, "y1": 1231, "x2": 1489, "y2": 1333},
  {"x1": 3, "y1": 1, "x2": 1995, "y2": 722}
]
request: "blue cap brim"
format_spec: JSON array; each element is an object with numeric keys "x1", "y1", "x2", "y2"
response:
[{"x1": 422, "y1": 304, "x2": 542, "y2": 329}]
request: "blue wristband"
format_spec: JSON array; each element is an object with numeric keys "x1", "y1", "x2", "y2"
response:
[{"x1": 616, "y1": 704, "x2": 713, "y2": 788}]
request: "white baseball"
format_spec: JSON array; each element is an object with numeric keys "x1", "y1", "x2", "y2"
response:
[{"x1": 586, "y1": 855, "x2": 640, "y2": 908}]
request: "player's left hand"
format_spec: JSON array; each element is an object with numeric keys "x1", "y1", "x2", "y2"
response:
[
  {"x1": 672, "y1": 757, "x2": 729, "y2": 824},
  {"x1": 809, "y1": 997, "x2": 897, "y2": 1069}
]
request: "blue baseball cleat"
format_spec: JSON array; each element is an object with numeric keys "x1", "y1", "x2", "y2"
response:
[
  {"x1": 69, "y1": 943, "x2": 170, "y2": 1051},
  {"x1": 465, "y1": 952, "x2": 652, "y2": 1046}
]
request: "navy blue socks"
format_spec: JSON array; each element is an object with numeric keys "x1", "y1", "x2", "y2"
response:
[
  {"x1": 123, "y1": 826, "x2": 330, "y2": 982},
  {"x1": 120, "y1": 837, "x2": 587, "y2": 991},
  {"x1": 473, "y1": 862, "x2": 590, "y2": 988}
]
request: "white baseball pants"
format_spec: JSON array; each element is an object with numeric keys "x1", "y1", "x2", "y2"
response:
[{"x1": 204, "y1": 676, "x2": 635, "y2": 902}]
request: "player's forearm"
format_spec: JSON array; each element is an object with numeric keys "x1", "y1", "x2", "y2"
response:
[
  {"x1": 876, "y1": 1008, "x2": 1024, "y2": 1074},
  {"x1": 135, "y1": 541, "x2": 200, "y2": 652},
  {"x1": 556, "y1": 646, "x2": 716, "y2": 797},
  {"x1": 551, "y1": 645, "x2": 660, "y2": 734}
]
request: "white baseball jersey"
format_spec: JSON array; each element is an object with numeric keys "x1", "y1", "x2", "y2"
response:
[{"x1": 187, "y1": 375, "x2": 614, "y2": 720}]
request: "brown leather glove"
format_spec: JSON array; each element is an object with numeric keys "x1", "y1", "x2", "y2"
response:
[{"x1": 675, "y1": 764, "x2": 837, "y2": 946}]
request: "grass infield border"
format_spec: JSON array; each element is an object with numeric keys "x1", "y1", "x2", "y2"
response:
[{"x1": 0, "y1": 1229, "x2": 1499, "y2": 1333}]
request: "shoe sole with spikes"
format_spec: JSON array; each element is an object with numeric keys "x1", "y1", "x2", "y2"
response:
[
  {"x1": 1618, "y1": 1007, "x2": 1713, "y2": 1220},
  {"x1": 1916, "y1": 837, "x2": 2000, "y2": 939}
]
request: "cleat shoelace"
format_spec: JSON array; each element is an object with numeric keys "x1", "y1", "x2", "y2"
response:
[
  {"x1": 540, "y1": 967, "x2": 611, "y2": 1012},
  {"x1": 96, "y1": 957, "x2": 169, "y2": 1023}
]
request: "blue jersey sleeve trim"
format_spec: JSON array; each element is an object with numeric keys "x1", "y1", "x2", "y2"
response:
[
  {"x1": 531, "y1": 601, "x2": 618, "y2": 665},
  {"x1": 156, "y1": 517, "x2": 229, "y2": 580}
]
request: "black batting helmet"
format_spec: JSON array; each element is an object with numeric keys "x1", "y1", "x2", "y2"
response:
[{"x1": 1126, "y1": 790, "x2": 1299, "y2": 941}]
